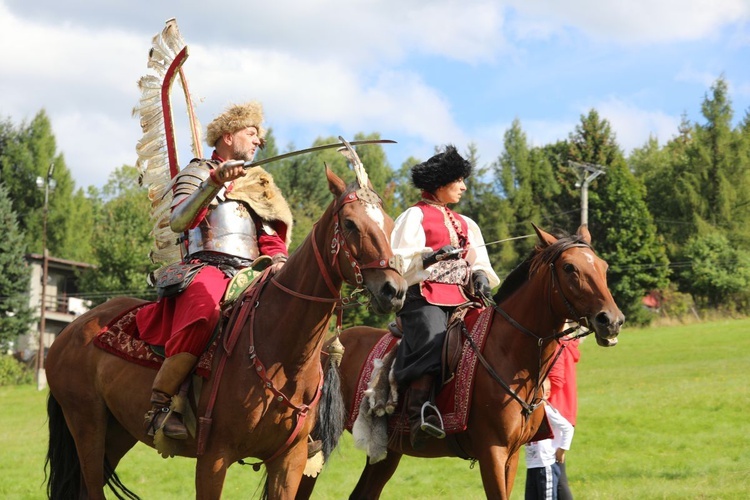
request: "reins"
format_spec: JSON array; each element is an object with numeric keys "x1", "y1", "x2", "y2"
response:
[{"x1": 465, "y1": 242, "x2": 593, "y2": 415}]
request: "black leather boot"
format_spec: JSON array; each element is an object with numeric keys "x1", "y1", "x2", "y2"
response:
[{"x1": 407, "y1": 374, "x2": 445, "y2": 449}]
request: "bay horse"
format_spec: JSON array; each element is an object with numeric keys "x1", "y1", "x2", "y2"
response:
[
  {"x1": 300, "y1": 223, "x2": 624, "y2": 499},
  {"x1": 44, "y1": 164, "x2": 407, "y2": 499}
]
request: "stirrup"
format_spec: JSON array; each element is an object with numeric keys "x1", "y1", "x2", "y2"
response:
[
  {"x1": 420, "y1": 401, "x2": 446, "y2": 439},
  {"x1": 145, "y1": 406, "x2": 170, "y2": 437}
]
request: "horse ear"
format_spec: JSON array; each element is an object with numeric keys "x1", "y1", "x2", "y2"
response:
[
  {"x1": 531, "y1": 222, "x2": 557, "y2": 247},
  {"x1": 577, "y1": 224, "x2": 592, "y2": 244},
  {"x1": 325, "y1": 165, "x2": 347, "y2": 197}
]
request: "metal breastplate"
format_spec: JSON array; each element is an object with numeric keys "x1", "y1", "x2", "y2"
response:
[{"x1": 186, "y1": 199, "x2": 260, "y2": 261}]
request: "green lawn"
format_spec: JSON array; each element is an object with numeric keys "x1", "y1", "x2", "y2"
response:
[{"x1": 2, "y1": 318, "x2": 748, "y2": 499}]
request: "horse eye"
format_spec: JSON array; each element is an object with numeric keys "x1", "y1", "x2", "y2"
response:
[
  {"x1": 563, "y1": 263, "x2": 575, "y2": 273},
  {"x1": 344, "y1": 219, "x2": 358, "y2": 232}
]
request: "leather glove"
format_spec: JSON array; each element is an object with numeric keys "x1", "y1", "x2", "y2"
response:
[
  {"x1": 472, "y1": 270, "x2": 493, "y2": 303},
  {"x1": 423, "y1": 245, "x2": 460, "y2": 268}
]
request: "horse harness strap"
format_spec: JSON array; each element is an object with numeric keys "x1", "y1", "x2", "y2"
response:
[
  {"x1": 461, "y1": 323, "x2": 542, "y2": 416},
  {"x1": 196, "y1": 266, "x2": 324, "y2": 466},
  {"x1": 469, "y1": 244, "x2": 592, "y2": 416},
  {"x1": 271, "y1": 188, "x2": 401, "y2": 333}
]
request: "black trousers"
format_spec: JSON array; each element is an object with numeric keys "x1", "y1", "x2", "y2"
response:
[
  {"x1": 392, "y1": 291, "x2": 454, "y2": 386},
  {"x1": 557, "y1": 462, "x2": 573, "y2": 500},
  {"x1": 525, "y1": 463, "x2": 561, "y2": 500}
]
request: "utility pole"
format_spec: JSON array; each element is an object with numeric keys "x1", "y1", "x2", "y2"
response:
[
  {"x1": 36, "y1": 162, "x2": 55, "y2": 391},
  {"x1": 569, "y1": 161, "x2": 605, "y2": 226}
]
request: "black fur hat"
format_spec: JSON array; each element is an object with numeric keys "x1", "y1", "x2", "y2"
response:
[{"x1": 411, "y1": 145, "x2": 472, "y2": 193}]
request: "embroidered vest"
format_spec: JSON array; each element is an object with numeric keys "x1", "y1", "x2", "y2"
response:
[{"x1": 417, "y1": 201, "x2": 471, "y2": 306}]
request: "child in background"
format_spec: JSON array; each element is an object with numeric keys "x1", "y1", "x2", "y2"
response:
[{"x1": 525, "y1": 378, "x2": 575, "y2": 500}]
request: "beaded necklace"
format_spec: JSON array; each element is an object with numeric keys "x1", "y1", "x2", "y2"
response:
[{"x1": 421, "y1": 192, "x2": 469, "y2": 250}]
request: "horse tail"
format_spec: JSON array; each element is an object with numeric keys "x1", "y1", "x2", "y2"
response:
[
  {"x1": 313, "y1": 340, "x2": 347, "y2": 461},
  {"x1": 104, "y1": 460, "x2": 141, "y2": 500},
  {"x1": 45, "y1": 393, "x2": 81, "y2": 499},
  {"x1": 46, "y1": 393, "x2": 141, "y2": 500}
]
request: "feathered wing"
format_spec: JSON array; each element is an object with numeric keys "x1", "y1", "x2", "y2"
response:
[{"x1": 133, "y1": 19, "x2": 202, "y2": 268}]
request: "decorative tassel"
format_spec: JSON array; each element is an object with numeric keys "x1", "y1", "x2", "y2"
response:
[{"x1": 303, "y1": 451, "x2": 325, "y2": 477}]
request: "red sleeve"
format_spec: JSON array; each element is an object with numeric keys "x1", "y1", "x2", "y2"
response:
[
  {"x1": 548, "y1": 343, "x2": 566, "y2": 395},
  {"x1": 256, "y1": 220, "x2": 289, "y2": 257}
]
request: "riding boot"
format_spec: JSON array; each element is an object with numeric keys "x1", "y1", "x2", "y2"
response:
[
  {"x1": 145, "y1": 352, "x2": 198, "y2": 440},
  {"x1": 407, "y1": 374, "x2": 445, "y2": 450}
]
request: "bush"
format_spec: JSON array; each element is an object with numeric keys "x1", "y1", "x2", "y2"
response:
[{"x1": 0, "y1": 355, "x2": 34, "y2": 386}]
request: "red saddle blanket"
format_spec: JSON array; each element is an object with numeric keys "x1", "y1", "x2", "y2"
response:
[
  {"x1": 93, "y1": 303, "x2": 218, "y2": 379},
  {"x1": 347, "y1": 306, "x2": 494, "y2": 435}
]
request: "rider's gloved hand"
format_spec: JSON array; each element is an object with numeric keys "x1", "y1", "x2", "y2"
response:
[
  {"x1": 472, "y1": 270, "x2": 493, "y2": 303},
  {"x1": 423, "y1": 245, "x2": 460, "y2": 268}
]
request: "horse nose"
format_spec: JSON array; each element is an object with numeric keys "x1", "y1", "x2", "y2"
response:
[
  {"x1": 596, "y1": 311, "x2": 625, "y2": 333},
  {"x1": 381, "y1": 279, "x2": 405, "y2": 305}
]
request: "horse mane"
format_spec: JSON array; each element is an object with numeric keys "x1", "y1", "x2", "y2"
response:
[{"x1": 492, "y1": 230, "x2": 590, "y2": 304}]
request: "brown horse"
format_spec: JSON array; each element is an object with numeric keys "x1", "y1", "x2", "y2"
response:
[
  {"x1": 300, "y1": 224, "x2": 624, "y2": 499},
  {"x1": 44, "y1": 165, "x2": 407, "y2": 499}
]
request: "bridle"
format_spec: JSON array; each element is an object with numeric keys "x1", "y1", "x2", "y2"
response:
[
  {"x1": 465, "y1": 241, "x2": 594, "y2": 415},
  {"x1": 230, "y1": 186, "x2": 401, "y2": 470},
  {"x1": 270, "y1": 187, "x2": 402, "y2": 331}
]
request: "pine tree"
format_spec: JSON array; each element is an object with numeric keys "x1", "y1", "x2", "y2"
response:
[
  {"x1": 0, "y1": 184, "x2": 34, "y2": 350},
  {"x1": 571, "y1": 110, "x2": 669, "y2": 324},
  {"x1": 0, "y1": 110, "x2": 93, "y2": 262},
  {"x1": 493, "y1": 119, "x2": 561, "y2": 266}
]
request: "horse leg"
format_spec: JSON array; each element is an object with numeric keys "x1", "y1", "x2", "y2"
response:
[
  {"x1": 263, "y1": 443, "x2": 308, "y2": 499},
  {"x1": 349, "y1": 452, "x2": 403, "y2": 500},
  {"x1": 505, "y1": 451, "x2": 521, "y2": 496},
  {"x1": 62, "y1": 401, "x2": 110, "y2": 500},
  {"x1": 295, "y1": 475, "x2": 318, "y2": 499},
  {"x1": 195, "y1": 455, "x2": 230, "y2": 500},
  {"x1": 476, "y1": 445, "x2": 511, "y2": 500},
  {"x1": 104, "y1": 419, "x2": 138, "y2": 475}
]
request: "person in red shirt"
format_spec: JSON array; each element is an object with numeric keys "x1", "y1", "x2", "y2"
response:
[
  {"x1": 137, "y1": 102, "x2": 292, "y2": 440},
  {"x1": 547, "y1": 334, "x2": 581, "y2": 500}
]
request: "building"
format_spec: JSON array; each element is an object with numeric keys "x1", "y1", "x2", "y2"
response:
[{"x1": 17, "y1": 254, "x2": 94, "y2": 363}]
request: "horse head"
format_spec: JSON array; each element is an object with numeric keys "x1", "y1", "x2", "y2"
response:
[
  {"x1": 324, "y1": 166, "x2": 406, "y2": 314},
  {"x1": 532, "y1": 223, "x2": 624, "y2": 347}
]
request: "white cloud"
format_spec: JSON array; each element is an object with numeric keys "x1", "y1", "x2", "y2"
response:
[
  {"x1": 509, "y1": 0, "x2": 750, "y2": 43},
  {"x1": 593, "y1": 98, "x2": 681, "y2": 153}
]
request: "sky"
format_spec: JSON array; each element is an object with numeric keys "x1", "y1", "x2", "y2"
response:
[{"x1": 1, "y1": 0, "x2": 749, "y2": 189}]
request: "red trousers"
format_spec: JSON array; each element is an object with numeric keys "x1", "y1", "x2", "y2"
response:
[{"x1": 136, "y1": 266, "x2": 229, "y2": 356}]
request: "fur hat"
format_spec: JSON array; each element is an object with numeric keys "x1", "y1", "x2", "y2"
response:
[
  {"x1": 411, "y1": 145, "x2": 472, "y2": 192},
  {"x1": 205, "y1": 101, "x2": 266, "y2": 147}
]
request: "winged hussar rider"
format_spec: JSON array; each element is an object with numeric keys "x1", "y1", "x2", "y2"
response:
[{"x1": 136, "y1": 101, "x2": 293, "y2": 440}]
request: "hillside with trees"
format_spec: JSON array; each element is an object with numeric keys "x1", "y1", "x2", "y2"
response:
[{"x1": 1, "y1": 76, "x2": 748, "y2": 332}]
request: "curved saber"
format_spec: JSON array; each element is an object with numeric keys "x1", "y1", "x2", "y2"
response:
[{"x1": 223, "y1": 139, "x2": 397, "y2": 169}]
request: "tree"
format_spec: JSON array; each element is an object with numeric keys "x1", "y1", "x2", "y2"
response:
[
  {"x1": 77, "y1": 166, "x2": 156, "y2": 305},
  {"x1": 677, "y1": 233, "x2": 750, "y2": 310},
  {"x1": 0, "y1": 110, "x2": 93, "y2": 262},
  {"x1": 0, "y1": 184, "x2": 34, "y2": 351},
  {"x1": 493, "y1": 119, "x2": 560, "y2": 269},
  {"x1": 571, "y1": 110, "x2": 669, "y2": 324}
]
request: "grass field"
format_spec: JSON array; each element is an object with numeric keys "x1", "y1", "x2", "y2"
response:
[{"x1": 2, "y1": 318, "x2": 748, "y2": 499}]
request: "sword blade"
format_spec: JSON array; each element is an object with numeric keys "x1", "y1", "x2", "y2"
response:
[
  {"x1": 437, "y1": 234, "x2": 535, "y2": 260},
  {"x1": 238, "y1": 139, "x2": 397, "y2": 169}
]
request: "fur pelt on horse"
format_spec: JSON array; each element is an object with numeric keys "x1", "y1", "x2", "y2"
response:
[
  {"x1": 225, "y1": 166, "x2": 293, "y2": 247},
  {"x1": 352, "y1": 342, "x2": 400, "y2": 463}
]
